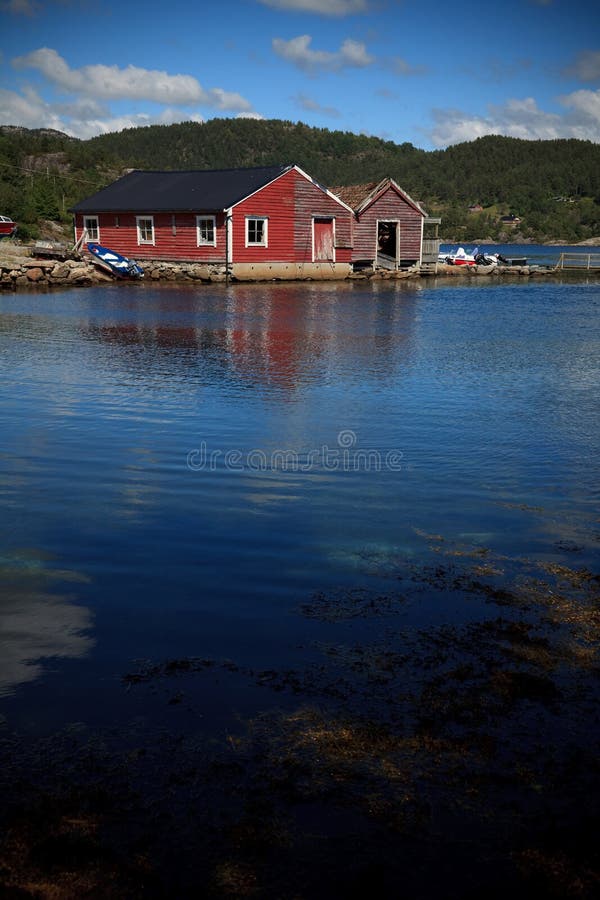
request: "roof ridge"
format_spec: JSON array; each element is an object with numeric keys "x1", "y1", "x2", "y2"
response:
[
  {"x1": 124, "y1": 164, "x2": 290, "y2": 175},
  {"x1": 70, "y1": 164, "x2": 295, "y2": 213}
]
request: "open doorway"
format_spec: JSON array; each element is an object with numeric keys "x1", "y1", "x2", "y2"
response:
[{"x1": 376, "y1": 221, "x2": 398, "y2": 269}]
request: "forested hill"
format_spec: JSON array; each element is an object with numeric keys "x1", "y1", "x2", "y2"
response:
[{"x1": 1, "y1": 119, "x2": 599, "y2": 242}]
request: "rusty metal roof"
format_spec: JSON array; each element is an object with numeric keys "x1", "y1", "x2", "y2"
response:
[
  {"x1": 330, "y1": 178, "x2": 426, "y2": 216},
  {"x1": 329, "y1": 183, "x2": 379, "y2": 210}
]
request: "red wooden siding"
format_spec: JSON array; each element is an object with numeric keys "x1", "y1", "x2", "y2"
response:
[
  {"x1": 75, "y1": 212, "x2": 227, "y2": 262},
  {"x1": 352, "y1": 186, "x2": 423, "y2": 262},
  {"x1": 74, "y1": 167, "x2": 353, "y2": 265},
  {"x1": 232, "y1": 168, "x2": 352, "y2": 264},
  {"x1": 294, "y1": 173, "x2": 352, "y2": 261}
]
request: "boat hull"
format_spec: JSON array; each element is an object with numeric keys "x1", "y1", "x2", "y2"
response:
[
  {"x1": 439, "y1": 247, "x2": 526, "y2": 267},
  {"x1": 439, "y1": 254, "x2": 476, "y2": 266},
  {"x1": 87, "y1": 243, "x2": 144, "y2": 279},
  {"x1": 439, "y1": 246, "x2": 478, "y2": 266},
  {"x1": 0, "y1": 218, "x2": 17, "y2": 239}
]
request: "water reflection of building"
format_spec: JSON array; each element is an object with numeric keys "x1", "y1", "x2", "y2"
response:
[{"x1": 84, "y1": 283, "x2": 418, "y2": 396}]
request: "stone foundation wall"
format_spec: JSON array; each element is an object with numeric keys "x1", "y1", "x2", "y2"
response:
[
  {"x1": 0, "y1": 255, "x2": 231, "y2": 290},
  {"x1": 144, "y1": 261, "x2": 228, "y2": 282},
  {"x1": 0, "y1": 256, "x2": 113, "y2": 289},
  {"x1": 0, "y1": 249, "x2": 551, "y2": 291},
  {"x1": 433, "y1": 262, "x2": 537, "y2": 277},
  {"x1": 0, "y1": 256, "x2": 370, "y2": 289}
]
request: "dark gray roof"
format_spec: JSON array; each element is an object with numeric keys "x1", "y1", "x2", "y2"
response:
[{"x1": 70, "y1": 164, "x2": 291, "y2": 213}]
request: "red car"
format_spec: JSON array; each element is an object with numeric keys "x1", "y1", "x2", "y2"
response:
[{"x1": 0, "y1": 215, "x2": 17, "y2": 239}]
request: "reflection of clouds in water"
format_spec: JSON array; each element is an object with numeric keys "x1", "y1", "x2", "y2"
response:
[
  {"x1": 0, "y1": 551, "x2": 94, "y2": 698},
  {"x1": 113, "y1": 446, "x2": 163, "y2": 522}
]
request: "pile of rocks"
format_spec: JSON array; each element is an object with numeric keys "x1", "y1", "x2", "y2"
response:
[
  {"x1": 434, "y1": 262, "x2": 539, "y2": 277},
  {"x1": 0, "y1": 248, "x2": 231, "y2": 290},
  {"x1": 0, "y1": 253, "x2": 113, "y2": 289}
]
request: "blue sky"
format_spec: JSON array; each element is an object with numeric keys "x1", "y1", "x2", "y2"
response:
[{"x1": 0, "y1": 0, "x2": 598, "y2": 149}]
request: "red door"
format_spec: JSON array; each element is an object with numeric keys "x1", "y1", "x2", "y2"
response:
[{"x1": 314, "y1": 218, "x2": 334, "y2": 261}]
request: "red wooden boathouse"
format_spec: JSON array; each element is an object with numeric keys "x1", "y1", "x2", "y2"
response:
[
  {"x1": 331, "y1": 177, "x2": 427, "y2": 270},
  {"x1": 71, "y1": 164, "x2": 354, "y2": 281}
]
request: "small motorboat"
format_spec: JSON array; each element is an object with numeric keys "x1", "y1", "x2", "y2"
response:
[
  {"x1": 438, "y1": 246, "x2": 477, "y2": 266},
  {"x1": 87, "y1": 243, "x2": 144, "y2": 279},
  {"x1": 474, "y1": 251, "x2": 528, "y2": 266},
  {"x1": 0, "y1": 215, "x2": 17, "y2": 239},
  {"x1": 439, "y1": 246, "x2": 502, "y2": 266}
]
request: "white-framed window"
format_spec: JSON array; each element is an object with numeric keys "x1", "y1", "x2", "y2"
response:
[
  {"x1": 245, "y1": 216, "x2": 268, "y2": 247},
  {"x1": 83, "y1": 215, "x2": 99, "y2": 242},
  {"x1": 136, "y1": 216, "x2": 155, "y2": 245},
  {"x1": 196, "y1": 215, "x2": 216, "y2": 246}
]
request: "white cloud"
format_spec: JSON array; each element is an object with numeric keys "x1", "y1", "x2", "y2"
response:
[
  {"x1": 52, "y1": 97, "x2": 109, "y2": 119},
  {"x1": 77, "y1": 109, "x2": 204, "y2": 139},
  {"x1": 428, "y1": 108, "x2": 503, "y2": 147},
  {"x1": 340, "y1": 39, "x2": 373, "y2": 67},
  {"x1": 235, "y1": 111, "x2": 266, "y2": 119},
  {"x1": 13, "y1": 47, "x2": 252, "y2": 110},
  {"x1": 0, "y1": 86, "x2": 204, "y2": 138},
  {"x1": 0, "y1": 86, "x2": 65, "y2": 132},
  {"x1": 294, "y1": 92, "x2": 341, "y2": 117},
  {"x1": 428, "y1": 92, "x2": 600, "y2": 147},
  {"x1": 564, "y1": 50, "x2": 600, "y2": 83},
  {"x1": 560, "y1": 87, "x2": 600, "y2": 129},
  {"x1": 206, "y1": 87, "x2": 253, "y2": 112},
  {"x1": 4, "y1": 46, "x2": 253, "y2": 138},
  {"x1": 259, "y1": 0, "x2": 368, "y2": 15},
  {"x1": 272, "y1": 34, "x2": 373, "y2": 72}
]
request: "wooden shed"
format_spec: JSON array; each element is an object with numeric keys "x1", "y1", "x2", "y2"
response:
[
  {"x1": 70, "y1": 164, "x2": 354, "y2": 281},
  {"x1": 330, "y1": 178, "x2": 427, "y2": 270}
]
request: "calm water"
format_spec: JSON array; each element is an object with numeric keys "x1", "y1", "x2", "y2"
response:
[
  {"x1": 439, "y1": 241, "x2": 599, "y2": 266},
  {"x1": 1, "y1": 277, "x2": 599, "y2": 734}
]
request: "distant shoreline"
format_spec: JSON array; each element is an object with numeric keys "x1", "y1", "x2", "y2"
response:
[{"x1": 441, "y1": 237, "x2": 600, "y2": 247}]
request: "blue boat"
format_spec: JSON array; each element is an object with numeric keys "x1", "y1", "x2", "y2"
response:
[{"x1": 87, "y1": 243, "x2": 144, "y2": 279}]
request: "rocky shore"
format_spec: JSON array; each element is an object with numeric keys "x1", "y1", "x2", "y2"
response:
[
  {"x1": 0, "y1": 244, "x2": 567, "y2": 291},
  {"x1": 0, "y1": 246, "x2": 232, "y2": 290}
]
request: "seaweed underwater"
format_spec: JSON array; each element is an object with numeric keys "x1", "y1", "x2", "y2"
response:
[{"x1": 1, "y1": 527, "x2": 599, "y2": 899}]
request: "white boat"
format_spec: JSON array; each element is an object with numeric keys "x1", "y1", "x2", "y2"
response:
[
  {"x1": 438, "y1": 246, "x2": 502, "y2": 266},
  {"x1": 439, "y1": 246, "x2": 476, "y2": 266}
]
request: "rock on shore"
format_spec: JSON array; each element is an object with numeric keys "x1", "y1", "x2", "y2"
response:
[
  {"x1": 0, "y1": 244, "x2": 559, "y2": 291},
  {"x1": 0, "y1": 249, "x2": 230, "y2": 290}
]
